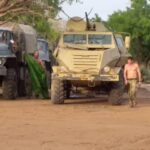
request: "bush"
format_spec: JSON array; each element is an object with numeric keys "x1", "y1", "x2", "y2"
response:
[{"x1": 141, "y1": 67, "x2": 150, "y2": 83}]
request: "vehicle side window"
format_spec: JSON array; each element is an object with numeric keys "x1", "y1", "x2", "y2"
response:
[
  {"x1": 116, "y1": 37, "x2": 124, "y2": 47},
  {"x1": 0, "y1": 31, "x2": 12, "y2": 44}
]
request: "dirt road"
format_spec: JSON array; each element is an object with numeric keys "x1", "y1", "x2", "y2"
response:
[{"x1": 0, "y1": 85, "x2": 150, "y2": 150}]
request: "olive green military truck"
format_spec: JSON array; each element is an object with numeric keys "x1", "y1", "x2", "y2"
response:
[
  {"x1": 0, "y1": 22, "x2": 37, "y2": 99},
  {"x1": 51, "y1": 16, "x2": 130, "y2": 105}
]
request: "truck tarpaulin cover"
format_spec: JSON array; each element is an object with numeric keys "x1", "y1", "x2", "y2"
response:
[{"x1": 25, "y1": 54, "x2": 49, "y2": 99}]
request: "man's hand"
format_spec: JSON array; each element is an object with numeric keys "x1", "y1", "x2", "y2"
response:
[
  {"x1": 136, "y1": 63, "x2": 142, "y2": 85},
  {"x1": 124, "y1": 65, "x2": 128, "y2": 85},
  {"x1": 138, "y1": 81, "x2": 142, "y2": 87}
]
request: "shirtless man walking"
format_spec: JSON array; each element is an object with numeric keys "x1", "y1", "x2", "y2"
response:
[{"x1": 124, "y1": 57, "x2": 142, "y2": 107}]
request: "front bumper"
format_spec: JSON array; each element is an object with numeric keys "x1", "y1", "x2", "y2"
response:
[
  {"x1": 0, "y1": 66, "x2": 7, "y2": 76},
  {"x1": 52, "y1": 73, "x2": 119, "y2": 82}
]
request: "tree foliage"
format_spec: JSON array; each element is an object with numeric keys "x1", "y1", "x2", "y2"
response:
[
  {"x1": 0, "y1": 0, "x2": 44, "y2": 18},
  {"x1": 0, "y1": 0, "x2": 77, "y2": 43},
  {"x1": 0, "y1": 0, "x2": 77, "y2": 18},
  {"x1": 108, "y1": 0, "x2": 150, "y2": 66}
]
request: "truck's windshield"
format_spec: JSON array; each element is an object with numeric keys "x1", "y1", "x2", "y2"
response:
[
  {"x1": 88, "y1": 35, "x2": 112, "y2": 45},
  {"x1": 64, "y1": 34, "x2": 86, "y2": 44},
  {"x1": 0, "y1": 30, "x2": 11, "y2": 45}
]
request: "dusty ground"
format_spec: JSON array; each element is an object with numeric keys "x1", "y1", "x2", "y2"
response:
[{"x1": 0, "y1": 85, "x2": 150, "y2": 150}]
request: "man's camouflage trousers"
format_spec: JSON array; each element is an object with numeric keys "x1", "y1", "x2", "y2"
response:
[{"x1": 127, "y1": 79, "x2": 137, "y2": 107}]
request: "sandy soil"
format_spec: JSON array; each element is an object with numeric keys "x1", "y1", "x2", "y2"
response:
[{"x1": 0, "y1": 85, "x2": 150, "y2": 150}]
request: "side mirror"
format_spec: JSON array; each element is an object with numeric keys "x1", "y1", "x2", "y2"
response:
[{"x1": 125, "y1": 36, "x2": 131, "y2": 49}]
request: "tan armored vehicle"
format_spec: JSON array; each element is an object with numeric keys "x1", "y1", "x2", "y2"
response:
[
  {"x1": 51, "y1": 16, "x2": 130, "y2": 105},
  {"x1": 0, "y1": 22, "x2": 37, "y2": 99}
]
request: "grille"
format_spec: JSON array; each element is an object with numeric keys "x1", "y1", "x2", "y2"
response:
[{"x1": 72, "y1": 54, "x2": 101, "y2": 73}]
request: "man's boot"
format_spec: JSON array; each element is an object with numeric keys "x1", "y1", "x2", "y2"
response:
[
  {"x1": 133, "y1": 101, "x2": 137, "y2": 107},
  {"x1": 129, "y1": 100, "x2": 134, "y2": 108}
]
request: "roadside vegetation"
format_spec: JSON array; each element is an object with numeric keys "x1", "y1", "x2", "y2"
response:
[
  {"x1": 0, "y1": 0, "x2": 78, "y2": 43},
  {"x1": 107, "y1": 0, "x2": 150, "y2": 82},
  {"x1": 0, "y1": 0, "x2": 149, "y2": 82}
]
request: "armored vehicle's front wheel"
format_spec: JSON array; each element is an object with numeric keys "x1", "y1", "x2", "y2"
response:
[
  {"x1": 3, "y1": 68, "x2": 17, "y2": 99},
  {"x1": 108, "y1": 70, "x2": 125, "y2": 105},
  {"x1": 51, "y1": 79, "x2": 65, "y2": 104}
]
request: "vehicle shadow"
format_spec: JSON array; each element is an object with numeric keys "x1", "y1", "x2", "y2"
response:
[
  {"x1": 65, "y1": 95, "x2": 112, "y2": 105},
  {"x1": 65, "y1": 86, "x2": 150, "y2": 106}
]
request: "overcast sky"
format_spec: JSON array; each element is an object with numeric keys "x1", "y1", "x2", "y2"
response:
[{"x1": 59, "y1": 0, "x2": 131, "y2": 21}]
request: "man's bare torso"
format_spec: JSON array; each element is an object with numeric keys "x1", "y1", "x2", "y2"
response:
[{"x1": 125, "y1": 63, "x2": 138, "y2": 79}]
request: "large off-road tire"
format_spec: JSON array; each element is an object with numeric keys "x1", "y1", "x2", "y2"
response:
[
  {"x1": 108, "y1": 88, "x2": 124, "y2": 105},
  {"x1": 108, "y1": 70, "x2": 125, "y2": 105},
  {"x1": 3, "y1": 68, "x2": 17, "y2": 99},
  {"x1": 51, "y1": 79, "x2": 65, "y2": 104}
]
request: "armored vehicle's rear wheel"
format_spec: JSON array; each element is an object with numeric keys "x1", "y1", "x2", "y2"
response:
[
  {"x1": 3, "y1": 68, "x2": 17, "y2": 99},
  {"x1": 108, "y1": 70, "x2": 125, "y2": 105},
  {"x1": 51, "y1": 79, "x2": 65, "y2": 104},
  {"x1": 108, "y1": 88, "x2": 124, "y2": 105}
]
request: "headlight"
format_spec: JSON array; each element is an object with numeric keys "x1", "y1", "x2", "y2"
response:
[
  {"x1": 60, "y1": 66, "x2": 68, "y2": 72},
  {"x1": 52, "y1": 66, "x2": 68, "y2": 73},
  {"x1": 103, "y1": 66, "x2": 111, "y2": 73},
  {"x1": 0, "y1": 58, "x2": 6, "y2": 65}
]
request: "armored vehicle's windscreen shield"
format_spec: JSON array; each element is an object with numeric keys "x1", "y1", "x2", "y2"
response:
[
  {"x1": 63, "y1": 33, "x2": 114, "y2": 49},
  {"x1": 64, "y1": 34, "x2": 86, "y2": 44},
  {"x1": 88, "y1": 34, "x2": 112, "y2": 45}
]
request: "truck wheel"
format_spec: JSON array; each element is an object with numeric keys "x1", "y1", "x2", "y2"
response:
[
  {"x1": 108, "y1": 88, "x2": 124, "y2": 105},
  {"x1": 3, "y1": 69, "x2": 17, "y2": 99},
  {"x1": 51, "y1": 79, "x2": 65, "y2": 104},
  {"x1": 108, "y1": 70, "x2": 125, "y2": 105}
]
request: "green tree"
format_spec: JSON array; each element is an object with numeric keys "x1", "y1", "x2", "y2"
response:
[
  {"x1": 0, "y1": 0, "x2": 78, "y2": 18},
  {"x1": 108, "y1": 0, "x2": 150, "y2": 66},
  {"x1": 0, "y1": 0, "x2": 78, "y2": 42}
]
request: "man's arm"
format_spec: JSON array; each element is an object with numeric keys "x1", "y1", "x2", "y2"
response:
[{"x1": 124, "y1": 65, "x2": 128, "y2": 85}]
